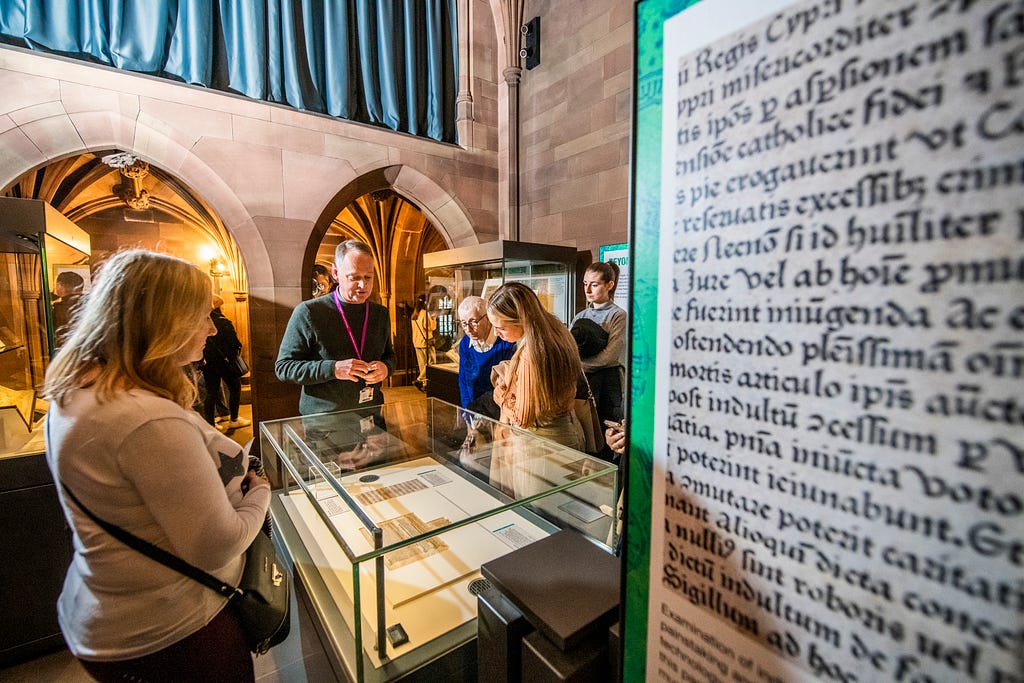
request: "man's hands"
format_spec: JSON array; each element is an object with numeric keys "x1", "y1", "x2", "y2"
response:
[
  {"x1": 605, "y1": 425, "x2": 626, "y2": 455},
  {"x1": 334, "y1": 359, "x2": 390, "y2": 383}
]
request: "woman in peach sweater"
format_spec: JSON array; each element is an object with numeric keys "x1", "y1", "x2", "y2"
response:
[{"x1": 487, "y1": 282, "x2": 585, "y2": 450}]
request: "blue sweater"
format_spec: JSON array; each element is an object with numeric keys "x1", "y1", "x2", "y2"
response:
[{"x1": 458, "y1": 335, "x2": 516, "y2": 408}]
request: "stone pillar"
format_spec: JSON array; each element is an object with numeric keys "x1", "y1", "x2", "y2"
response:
[
  {"x1": 498, "y1": 0, "x2": 524, "y2": 241},
  {"x1": 503, "y1": 65, "x2": 522, "y2": 241},
  {"x1": 456, "y1": 0, "x2": 475, "y2": 147}
]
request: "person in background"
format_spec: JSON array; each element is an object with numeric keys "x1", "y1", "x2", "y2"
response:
[
  {"x1": 571, "y1": 261, "x2": 627, "y2": 424},
  {"x1": 43, "y1": 249, "x2": 270, "y2": 682},
  {"x1": 487, "y1": 282, "x2": 585, "y2": 450},
  {"x1": 202, "y1": 294, "x2": 250, "y2": 431},
  {"x1": 605, "y1": 421, "x2": 626, "y2": 456},
  {"x1": 457, "y1": 295, "x2": 515, "y2": 418},
  {"x1": 604, "y1": 418, "x2": 626, "y2": 554},
  {"x1": 276, "y1": 240, "x2": 396, "y2": 417},
  {"x1": 52, "y1": 270, "x2": 86, "y2": 348},
  {"x1": 311, "y1": 263, "x2": 336, "y2": 298},
  {"x1": 410, "y1": 294, "x2": 435, "y2": 391}
]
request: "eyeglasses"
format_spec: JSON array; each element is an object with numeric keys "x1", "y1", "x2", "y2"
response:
[{"x1": 459, "y1": 317, "x2": 484, "y2": 329}]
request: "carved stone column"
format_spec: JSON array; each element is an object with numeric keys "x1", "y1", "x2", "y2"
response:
[
  {"x1": 456, "y1": 0, "x2": 475, "y2": 147},
  {"x1": 503, "y1": 65, "x2": 522, "y2": 241},
  {"x1": 498, "y1": 0, "x2": 524, "y2": 241}
]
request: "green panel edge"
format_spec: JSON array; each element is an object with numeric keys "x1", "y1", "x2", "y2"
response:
[{"x1": 624, "y1": 1, "x2": 700, "y2": 680}]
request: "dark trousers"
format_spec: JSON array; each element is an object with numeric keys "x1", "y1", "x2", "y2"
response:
[
  {"x1": 586, "y1": 366, "x2": 624, "y2": 424},
  {"x1": 203, "y1": 367, "x2": 241, "y2": 423},
  {"x1": 78, "y1": 606, "x2": 254, "y2": 683}
]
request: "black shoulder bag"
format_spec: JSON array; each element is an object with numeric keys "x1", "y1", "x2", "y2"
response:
[{"x1": 60, "y1": 484, "x2": 290, "y2": 655}]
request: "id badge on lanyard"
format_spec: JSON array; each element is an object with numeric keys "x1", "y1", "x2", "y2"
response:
[{"x1": 335, "y1": 293, "x2": 374, "y2": 405}]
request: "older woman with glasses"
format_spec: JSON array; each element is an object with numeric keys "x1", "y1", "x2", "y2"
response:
[{"x1": 456, "y1": 295, "x2": 515, "y2": 418}]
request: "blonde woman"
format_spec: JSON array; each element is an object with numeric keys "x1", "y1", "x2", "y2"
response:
[
  {"x1": 487, "y1": 281, "x2": 585, "y2": 450},
  {"x1": 44, "y1": 250, "x2": 270, "y2": 682}
]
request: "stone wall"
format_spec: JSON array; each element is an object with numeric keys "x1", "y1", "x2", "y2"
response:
[
  {"x1": 518, "y1": 0, "x2": 632, "y2": 257},
  {"x1": 0, "y1": 0, "x2": 636, "y2": 421},
  {"x1": 0, "y1": 46, "x2": 498, "y2": 421}
]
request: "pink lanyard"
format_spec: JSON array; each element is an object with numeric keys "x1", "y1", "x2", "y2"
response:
[{"x1": 333, "y1": 291, "x2": 369, "y2": 360}]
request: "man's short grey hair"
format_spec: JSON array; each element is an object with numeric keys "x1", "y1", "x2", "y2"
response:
[
  {"x1": 458, "y1": 295, "x2": 486, "y2": 319},
  {"x1": 334, "y1": 239, "x2": 373, "y2": 264}
]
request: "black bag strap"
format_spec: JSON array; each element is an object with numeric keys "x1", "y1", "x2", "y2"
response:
[{"x1": 59, "y1": 483, "x2": 242, "y2": 600}]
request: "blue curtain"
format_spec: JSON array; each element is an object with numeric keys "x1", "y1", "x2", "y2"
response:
[{"x1": 0, "y1": 0, "x2": 458, "y2": 143}]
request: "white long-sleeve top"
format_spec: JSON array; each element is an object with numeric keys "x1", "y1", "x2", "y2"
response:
[{"x1": 45, "y1": 388, "x2": 270, "y2": 661}]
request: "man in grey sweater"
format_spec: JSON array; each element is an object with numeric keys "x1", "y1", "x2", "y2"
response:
[{"x1": 275, "y1": 240, "x2": 396, "y2": 417}]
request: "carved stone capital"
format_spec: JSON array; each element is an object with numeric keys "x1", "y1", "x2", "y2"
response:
[{"x1": 503, "y1": 65, "x2": 523, "y2": 86}]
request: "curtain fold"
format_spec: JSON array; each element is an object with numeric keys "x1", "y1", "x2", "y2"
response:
[
  {"x1": 165, "y1": 0, "x2": 212, "y2": 85},
  {"x1": 402, "y1": 0, "x2": 421, "y2": 137},
  {"x1": 220, "y1": 0, "x2": 269, "y2": 100},
  {"x1": 322, "y1": 0, "x2": 356, "y2": 120},
  {"x1": 0, "y1": 0, "x2": 458, "y2": 143},
  {"x1": 375, "y1": 1, "x2": 400, "y2": 132},
  {"x1": 107, "y1": 1, "x2": 171, "y2": 72}
]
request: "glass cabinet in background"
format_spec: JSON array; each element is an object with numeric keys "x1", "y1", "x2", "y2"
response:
[
  {"x1": 0, "y1": 197, "x2": 90, "y2": 665},
  {"x1": 260, "y1": 397, "x2": 617, "y2": 682},
  {"x1": 0, "y1": 198, "x2": 91, "y2": 458},
  {"x1": 420, "y1": 241, "x2": 578, "y2": 405}
]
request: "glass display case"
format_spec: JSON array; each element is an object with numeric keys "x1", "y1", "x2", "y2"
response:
[
  {"x1": 421, "y1": 241, "x2": 578, "y2": 405},
  {"x1": 0, "y1": 198, "x2": 89, "y2": 665},
  {"x1": 0, "y1": 198, "x2": 91, "y2": 458},
  {"x1": 260, "y1": 397, "x2": 617, "y2": 682}
]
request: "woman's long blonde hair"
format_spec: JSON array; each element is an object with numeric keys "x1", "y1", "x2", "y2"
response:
[
  {"x1": 44, "y1": 249, "x2": 212, "y2": 409},
  {"x1": 487, "y1": 282, "x2": 582, "y2": 425}
]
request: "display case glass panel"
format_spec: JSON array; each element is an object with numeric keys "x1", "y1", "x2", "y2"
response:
[
  {"x1": 421, "y1": 241, "x2": 578, "y2": 398},
  {"x1": 0, "y1": 199, "x2": 90, "y2": 458},
  {"x1": 260, "y1": 397, "x2": 617, "y2": 682}
]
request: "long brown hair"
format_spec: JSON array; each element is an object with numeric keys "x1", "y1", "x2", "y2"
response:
[
  {"x1": 44, "y1": 250, "x2": 212, "y2": 409},
  {"x1": 487, "y1": 282, "x2": 582, "y2": 425}
]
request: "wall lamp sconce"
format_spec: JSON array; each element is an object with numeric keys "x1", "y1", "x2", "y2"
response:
[
  {"x1": 209, "y1": 258, "x2": 228, "y2": 294},
  {"x1": 521, "y1": 17, "x2": 540, "y2": 70}
]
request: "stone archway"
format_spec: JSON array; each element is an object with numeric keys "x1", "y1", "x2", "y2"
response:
[
  {"x1": 0, "y1": 47, "x2": 501, "y2": 422},
  {"x1": 0, "y1": 110, "x2": 278, "y2": 424},
  {"x1": 0, "y1": 114, "x2": 274, "y2": 292},
  {"x1": 307, "y1": 164, "x2": 480, "y2": 386},
  {"x1": 307, "y1": 164, "x2": 480, "y2": 297},
  {"x1": 310, "y1": 165, "x2": 478, "y2": 254}
]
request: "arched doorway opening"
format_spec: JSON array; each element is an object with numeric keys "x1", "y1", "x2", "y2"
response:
[
  {"x1": 313, "y1": 189, "x2": 447, "y2": 387},
  {"x1": 2, "y1": 150, "x2": 254, "y2": 432}
]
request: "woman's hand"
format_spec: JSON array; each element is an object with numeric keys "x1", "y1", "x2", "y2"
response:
[{"x1": 242, "y1": 469, "x2": 269, "y2": 494}]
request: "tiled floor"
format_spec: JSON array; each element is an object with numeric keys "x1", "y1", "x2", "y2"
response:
[
  {"x1": 0, "y1": 581, "x2": 338, "y2": 683},
  {"x1": 2, "y1": 387, "x2": 428, "y2": 683}
]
